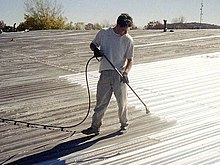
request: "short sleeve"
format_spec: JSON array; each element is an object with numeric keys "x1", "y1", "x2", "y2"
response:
[{"x1": 92, "y1": 29, "x2": 104, "y2": 48}]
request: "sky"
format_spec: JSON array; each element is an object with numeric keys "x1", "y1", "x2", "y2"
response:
[{"x1": 1, "y1": 0, "x2": 220, "y2": 28}]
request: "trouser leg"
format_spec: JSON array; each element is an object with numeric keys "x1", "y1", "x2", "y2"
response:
[
  {"x1": 91, "y1": 72, "x2": 113, "y2": 130},
  {"x1": 113, "y1": 73, "x2": 128, "y2": 126}
]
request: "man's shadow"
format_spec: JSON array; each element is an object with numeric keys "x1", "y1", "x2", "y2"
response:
[{"x1": 7, "y1": 130, "x2": 124, "y2": 165}]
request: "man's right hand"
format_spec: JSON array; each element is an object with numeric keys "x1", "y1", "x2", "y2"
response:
[
  {"x1": 121, "y1": 72, "x2": 129, "y2": 84},
  {"x1": 93, "y1": 47, "x2": 103, "y2": 57}
]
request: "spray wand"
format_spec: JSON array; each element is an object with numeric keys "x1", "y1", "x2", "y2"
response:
[{"x1": 102, "y1": 54, "x2": 150, "y2": 114}]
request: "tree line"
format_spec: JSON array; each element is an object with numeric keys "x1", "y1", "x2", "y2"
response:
[
  {"x1": 1, "y1": 0, "x2": 218, "y2": 32},
  {"x1": 1, "y1": 0, "x2": 137, "y2": 32}
]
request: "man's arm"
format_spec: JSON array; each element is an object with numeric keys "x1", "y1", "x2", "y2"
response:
[
  {"x1": 124, "y1": 58, "x2": 133, "y2": 74},
  {"x1": 121, "y1": 58, "x2": 133, "y2": 84}
]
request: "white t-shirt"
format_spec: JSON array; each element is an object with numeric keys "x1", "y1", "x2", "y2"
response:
[{"x1": 92, "y1": 28, "x2": 134, "y2": 72}]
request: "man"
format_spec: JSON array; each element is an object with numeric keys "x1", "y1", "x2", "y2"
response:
[{"x1": 82, "y1": 13, "x2": 134, "y2": 135}]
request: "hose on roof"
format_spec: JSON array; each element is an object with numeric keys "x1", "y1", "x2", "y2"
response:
[{"x1": 0, "y1": 55, "x2": 97, "y2": 133}]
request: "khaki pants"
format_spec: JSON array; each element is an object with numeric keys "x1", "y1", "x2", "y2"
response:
[{"x1": 91, "y1": 70, "x2": 128, "y2": 130}]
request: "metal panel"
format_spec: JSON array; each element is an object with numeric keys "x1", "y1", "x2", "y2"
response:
[{"x1": 60, "y1": 52, "x2": 220, "y2": 165}]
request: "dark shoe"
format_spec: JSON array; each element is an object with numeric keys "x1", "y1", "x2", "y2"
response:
[
  {"x1": 81, "y1": 127, "x2": 99, "y2": 135},
  {"x1": 120, "y1": 124, "x2": 129, "y2": 131}
]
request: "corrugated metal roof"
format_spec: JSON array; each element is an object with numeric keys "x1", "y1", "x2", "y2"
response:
[
  {"x1": 1, "y1": 29, "x2": 220, "y2": 165},
  {"x1": 60, "y1": 52, "x2": 220, "y2": 165}
]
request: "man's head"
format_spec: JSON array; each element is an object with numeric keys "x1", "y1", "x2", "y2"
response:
[
  {"x1": 117, "y1": 13, "x2": 133, "y2": 28},
  {"x1": 115, "y1": 13, "x2": 133, "y2": 36}
]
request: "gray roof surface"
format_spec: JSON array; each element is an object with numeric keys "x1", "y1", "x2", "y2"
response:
[{"x1": 1, "y1": 29, "x2": 220, "y2": 165}]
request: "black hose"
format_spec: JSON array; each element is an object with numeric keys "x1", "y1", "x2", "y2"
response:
[
  {"x1": 63, "y1": 55, "x2": 96, "y2": 128},
  {"x1": 0, "y1": 56, "x2": 96, "y2": 132}
]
